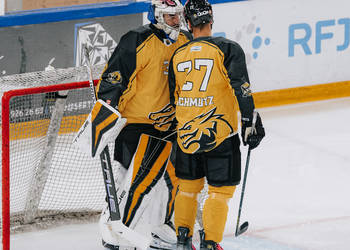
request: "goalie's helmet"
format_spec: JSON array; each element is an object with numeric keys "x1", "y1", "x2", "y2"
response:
[
  {"x1": 147, "y1": 0, "x2": 184, "y2": 42},
  {"x1": 184, "y1": 0, "x2": 213, "y2": 27}
]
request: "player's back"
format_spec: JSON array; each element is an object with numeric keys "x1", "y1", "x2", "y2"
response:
[{"x1": 170, "y1": 36, "x2": 244, "y2": 153}]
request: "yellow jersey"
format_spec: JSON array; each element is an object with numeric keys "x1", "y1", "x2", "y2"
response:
[
  {"x1": 169, "y1": 36, "x2": 255, "y2": 154},
  {"x1": 97, "y1": 24, "x2": 191, "y2": 131}
]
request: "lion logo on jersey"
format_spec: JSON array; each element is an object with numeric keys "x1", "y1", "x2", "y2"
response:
[
  {"x1": 149, "y1": 104, "x2": 175, "y2": 131},
  {"x1": 178, "y1": 108, "x2": 233, "y2": 153}
]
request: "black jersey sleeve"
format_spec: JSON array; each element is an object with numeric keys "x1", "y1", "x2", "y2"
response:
[
  {"x1": 223, "y1": 41, "x2": 255, "y2": 120},
  {"x1": 168, "y1": 55, "x2": 176, "y2": 107},
  {"x1": 97, "y1": 31, "x2": 138, "y2": 108}
]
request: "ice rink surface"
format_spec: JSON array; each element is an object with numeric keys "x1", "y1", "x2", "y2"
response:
[{"x1": 10, "y1": 98, "x2": 350, "y2": 250}]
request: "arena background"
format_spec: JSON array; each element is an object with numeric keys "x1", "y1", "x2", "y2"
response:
[
  {"x1": 1, "y1": 0, "x2": 350, "y2": 108},
  {"x1": 0, "y1": 1, "x2": 350, "y2": 250}
]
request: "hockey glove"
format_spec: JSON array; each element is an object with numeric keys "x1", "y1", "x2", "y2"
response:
[
  {"x1": 72, "y1": 99, "x2": 127, "y2": 158},
  {"x1": 241, "y1": 111, "x2": 265, "y2": 150}
]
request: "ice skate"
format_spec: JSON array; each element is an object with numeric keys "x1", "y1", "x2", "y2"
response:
[
  {"x1": 176, "y1": 227, "x2": 195, "y2": 250},
  {"x1": 199, "y1": 229, "x2": 223, "y2": 250}
]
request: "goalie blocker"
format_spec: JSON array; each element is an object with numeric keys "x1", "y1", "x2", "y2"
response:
[{"x1": 72, "y1": 99, "x2": 127, "y2": 158}]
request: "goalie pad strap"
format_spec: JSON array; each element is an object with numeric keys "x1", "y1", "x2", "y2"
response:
[{"x1": 163, "y1": 161, "x2": 178, "y2": 223}]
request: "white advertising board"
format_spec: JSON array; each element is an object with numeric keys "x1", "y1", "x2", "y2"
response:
[
  {"x1": 0, "y1": 0, "x2": 4, "y2": 15},
  {"x1": 212, "y1": 0, "x2": 350, "y2": 92}
]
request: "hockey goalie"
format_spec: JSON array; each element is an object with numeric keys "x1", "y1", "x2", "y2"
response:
[
  {"x1": 73, "y1": 99, "x2": 179, "y2": 249},
  {"x1": 73, "y1": 0, "x2": 193, "y2": 247},
  {"x1": 85, "y1": 0, "x2": 193, "y2": 248}
]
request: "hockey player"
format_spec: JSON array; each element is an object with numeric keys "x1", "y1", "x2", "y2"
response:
[
  {"x1": 168, "y1": 0, "x2": 265, "y2": 249},
  {"x1": 96, "y1": 0, "x2": 192, "y2": 249}
]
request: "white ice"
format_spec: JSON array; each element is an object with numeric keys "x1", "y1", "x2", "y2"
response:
[{"x1": 10, "y1": 97, "x2": 350, "y2": 250}]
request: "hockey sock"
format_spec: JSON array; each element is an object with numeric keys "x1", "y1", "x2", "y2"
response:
[
  {"x1": 174, "y1": 178, "x2": 204, "y2": 237},
  {"x1": 203, "y1": 185, "x2": 236, "y2": 243}
]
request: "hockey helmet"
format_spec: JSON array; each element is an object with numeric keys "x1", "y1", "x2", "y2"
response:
[
  {"x1": 184, "y1": 0, "x2": 213, "y2": 27},
  {"x1": 148, "y1": 0, "x2": 184, "y2": 41}
]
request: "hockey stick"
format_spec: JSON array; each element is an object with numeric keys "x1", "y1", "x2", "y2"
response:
[
  {"x1": 235, "y1": 111, "x2": 258, "y2": 237},
  {"x1": 83, "y1": 44, "x2": 151, "y2": 250}
]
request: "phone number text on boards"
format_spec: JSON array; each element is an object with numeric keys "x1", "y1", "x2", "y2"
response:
[{"x1": 10, "y1": 101, "x2": 94, "y2": 119}]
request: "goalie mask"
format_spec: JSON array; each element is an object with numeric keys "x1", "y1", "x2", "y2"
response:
[
  {"x1": 148, "y1": 0, "x2": 184, "y2": 42},
  {"x1": 184, "y1": 0, "x2": 213, "y2": 27}
]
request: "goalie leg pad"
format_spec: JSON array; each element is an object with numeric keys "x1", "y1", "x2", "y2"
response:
[
  {"x1": 99, "y1": 206, "x2": 137, "y2": 249},
  {"x1": 99, "y1": 205, "x2": 151, "y2": 250},
  {"x1": 119, "y1": 134, "x2": 173, "y2": 228},
  {"x1": 151, "y1": 220, "x2": 177, "y2": 246},
  {"x1": 114, "y1": 124, "x2": 171, "y2": 169}
]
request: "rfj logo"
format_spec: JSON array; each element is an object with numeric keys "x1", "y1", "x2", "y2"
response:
[
  {"x1": 75, "y1": 22, "x2": 117, "y2": 67},
  {"x1": 288, "y1": 18, "x2": 350, "y2": 57},
  {"x1": 227, "y1": 16, "x2": 271, "y2": 64}
]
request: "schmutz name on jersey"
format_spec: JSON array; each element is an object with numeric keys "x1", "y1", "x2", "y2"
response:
[{"x1": 177, "y1": 96, "x2": 214, "y2": 107}]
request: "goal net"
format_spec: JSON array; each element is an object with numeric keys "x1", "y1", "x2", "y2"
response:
[{"x1": 0, "y1": 64, "x2": 123, "y2": 250}]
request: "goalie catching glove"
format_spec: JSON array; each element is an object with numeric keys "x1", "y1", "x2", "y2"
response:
[
  {"x1": 241, "y1": 111, "x2": 265, "y2": 150},
  {"x1": 72, "y1": 99, "x2": 127, "y2": 158}
]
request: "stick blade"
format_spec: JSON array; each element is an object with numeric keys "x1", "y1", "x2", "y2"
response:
[{"x1": 235, "y1": 221, "x2": 249, "y2": 237}]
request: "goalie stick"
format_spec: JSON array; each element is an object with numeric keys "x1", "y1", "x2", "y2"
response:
[
  {"x1": 235, "y1": 111, "x2": 258, "y2": 237},
  {"x1": 83, "y1": 44, "x2": 151, "y2": 250}
]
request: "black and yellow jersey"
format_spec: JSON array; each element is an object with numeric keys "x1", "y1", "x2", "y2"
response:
[
  {"x1": 169, "y1": 36, "x2": 255, "y2": 154},
  {"x1": 96, "y1": 24, "x2": 191, "y2": 131}
]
